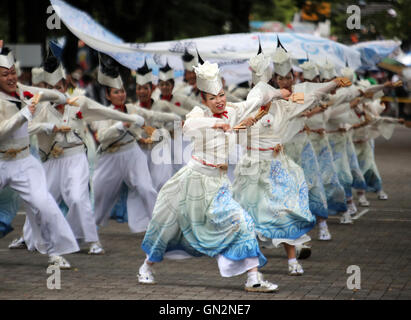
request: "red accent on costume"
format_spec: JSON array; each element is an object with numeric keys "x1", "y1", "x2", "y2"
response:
[
  {"x1": 114, "y1": 105, "x2": 126, "y2": 112},
  {"x1": 213, "y1": 111, "x2": 228, "y2": 119},
  {"x1": 23, "y1": 91, "x2": 34, "y2": 99}
]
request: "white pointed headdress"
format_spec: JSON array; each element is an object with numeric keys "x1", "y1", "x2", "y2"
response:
[
  {"x1": 182, "y1": 48, "x2": 198, "y2": 72},
  {"x1": 43, "y1": 64, "x2": 66, "y2": 86},
  {"x1": 43, "y1": 50, "x2": 66, "y2": 87},
  {"x1": 317, "y1": 59, "x2": 336, "y2": 81},
  {"x1": 193, "y1": 51, "x2": 222, "y2": 96},
  {"x1": 97, "y1": 53, "x2": 123, "y2": 89},
  {"x1": 31, "y1": 67, "x2": 45, "y2": 85},
  {"x1": 249, "y1": 40, "x2": 272, "y2": 85},
  {"x1": 0, "y1": 47, "x2": 15, "y2": 69},
  {"x1": 158, "y1": 62, "x2": 174, "y2": 81},
  {"x1": 97, "y1": 68, "x2": 123, "y2": 89},
  {"x1": 299, "y1": 55, "x2": 319, "y2": 81},
  {"x1": 273, "y1": 36, "x2": 292, "y2": 77},
  {"x1": 136, "y1": 60, "x2": 153, "y2": 86},
  {"x1": 340, "y1": 60, "x2": 356, "y2": 82}
]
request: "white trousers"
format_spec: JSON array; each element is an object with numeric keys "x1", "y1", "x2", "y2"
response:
[
  {"x1": 43, "y1": 152, "x2": 99, "y2": 243},
  {"x1": 0, "y1": 156, "x2": 79, "y2": 256},
  {"x1": 142, "y1": 139, "x2": 174, "y2": 192},
  {"x1": 93, "y1": 144, "x2": 157, "y2": 233}
]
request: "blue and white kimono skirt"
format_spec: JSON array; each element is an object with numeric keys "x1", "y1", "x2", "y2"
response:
[
  {"x1": 346, "y1": 133, "x2": 367, "y2": 191},
  {"x1": 285, "y1": 132, "x2": 329, "y2": 219},
  {"x1": 327, "y1": 132, "x2": 354, "y2": 198},
  {"x1": 308, "y1": 132, "x2": 347, "y2": 214},
  {"x1": 354, "y1": 139, "x2": 383, "y2": 192}
]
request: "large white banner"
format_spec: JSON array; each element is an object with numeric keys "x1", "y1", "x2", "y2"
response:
[
  {"x1": 51, "y1": 0, "x2": 362, "y2": 85},
  {"x1": 351, "y1": 40, "x2": 402, "y2": 69}
]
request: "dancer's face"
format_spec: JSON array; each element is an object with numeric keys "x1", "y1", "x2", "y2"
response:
[
  {"x1": 33, "y1": 82, "x2": 47, "y2": 88},
  {"x1": 158, "y1": 80, "x2": 174, "y2": 97},
  {"x1": 184, "y1": 71, "x2": 196, "y2": 86},
  {"x1": 106, "y1": 87, "x2": 127, "y2": 106},
  {"x1": 202, "y1": 89, "x2": 227, "y2": 114},
  {"x1": 136, "y1": 83, "x2": 152, "y2": 103},
  {"x1": 0, "y1": 65, "x2": 18, "y2": 94},
  {"x1": 47, "y1": 79, "x2": 67, "y2": 94},
  {"x1": 276, "y1": 72, "x2": 294, "y2": 91}
]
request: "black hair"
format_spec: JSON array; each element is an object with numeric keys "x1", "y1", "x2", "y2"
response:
[
  {"x1": 277, "y1": 35, "x2": 287, "y2": 52},
  {"x1": 182, "y1": 48, "x2": 195, "y2": 62},
  {"x1": 137, "y1": 60, "x2": 152, "y2": 75},
  {"x1": 257, "y1": 37, "x2": 263, "y2": 55},
  {"x1": 43, "y1": 56, "x2": 60, "y2": 73},
  {"x1": 99, "y1": 53, "x2": 120, "y2": 78},
  {"x1": 200, "y1": 91, "x2": 207, "y2": 101},
  {"x1": 196, "y1": 49, "x2": 204, "y2": 65},
  {"x1": 0, "y1": 47, "x2": 12, "y2": 56},
  {"x1": 136, "y1": 82, "x2": 153, "y2": 90},
  {"x1": 159, "y1": 62, "x2": 172, "y2": 73},
  {"x1": 159, "y1": 79, "x2": 175, "y2": 87}
]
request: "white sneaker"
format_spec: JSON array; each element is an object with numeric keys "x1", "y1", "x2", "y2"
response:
[
  {"x1": 88, "y1": 242, "x2": 105, "y2": 255},
  {"x1": 288, "y1": 261, "x2": 304, "y2": 276},
  {"x1": 295, "y1": 244, "x2": 311, "y2": 259},
  {"x1": 348, "y1": 201, "x2": 358, "y2": 216},
  {"x1": 244, "y1": 272, "x2": 279, "y2": 293},
  {"x1": 138, "y1": 262, "x2": 156, "y2": 285},
  {"x1": 318, "y1": 226, "x2": 332, "y2": 241},
  {"x1": 48, "y1": 255, "x2": 71, "y2": 270},
  {"x1": 8, "y1": 237, "x2": 27, "y2": 249},
  {"x1": 377, "y1": 190, "x2": 388, "y2": 200},
  {"x1": 358, "y1": 194, "x2": 370, "y2": 207},
  {"x1": 339, "y1": 211, "x2": 354, "y2": 224}
]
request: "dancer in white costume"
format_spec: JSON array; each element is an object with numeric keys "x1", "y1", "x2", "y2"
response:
[
  {"x1": 233, "y1": 40, "x2": 346, "y2": 275},
  {"x1": 173, "y1": 48, "x2": 202, "y2": 103},
  {"x1": 155, "y1": 62, "x2": 197, "y2": 174},
  {"x1": 92, "y1": 54, "x2": 180, "y2": 236},
  {"x1": 139, "y1": 56, "x2": 280, "y2": 292},
  {"x1": 0, "y1": 44, "x2": 79, "y2": 268},
  {"x1": 352, "y1": 79, "x2": 405, "y2": 200},
  {"x1": 317, "y1": 60, "x2": 364, "y2": 223},
  {"x1": 134, "y1": 61, "x2": 186, "y2": 191},
  {"x1": 294, "y1": 59, "x2": 347, "y2": 240},
  {"x1": 7, "y1": 68, "x2": 47, "y2": 250},
  {"x1": 320, "y1": 61, "x2": 397, "y2": 223},
  {"x1": 155, "y1": 62, "x2": 198, "y2": 112},
  {"x1": 27, "y1": 53, "x2": 146, "y2": 255}
]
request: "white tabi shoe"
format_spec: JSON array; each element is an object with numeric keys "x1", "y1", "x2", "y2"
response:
[
  {"x1": 377, "y1": 190, "x2": 388, "y2": 200},
  {"x1": 8, "y1": 237, "x2": 27, "y2": 249},
  {"x1": 288, "y1": 261, "x2": 304, "y2": 276},
  {"x1": 48, "y1": 255, "x2": 72, "y2": 270},
  {"x1": 138, "y1": 262, "x2": 156, "y2": 285},
  {"x1": 295, "y1": 244, "x2": 312, "y2": 259},
  {"x1": 339, "y1": 211, "x2": 354, "y2": 224},
  {"x1": 348, "y1": 201, "x2": 358, "y2": 216},
  {"x1": 318, "y1": 226, "x2": 332, "y2": 241},
  {"x1": 358, "y1": 194, "x2": 370, "y2": 207},
  {"x1": 88, "y1": 242, "x2": 105, "y2": 255},
  {"x1": 244, "y1": 272, "x2": 279, "y2": 293}
]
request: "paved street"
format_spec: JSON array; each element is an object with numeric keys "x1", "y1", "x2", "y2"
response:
[{"x1": 1, "y1": 127, "x2": 410, "y2": 300}]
